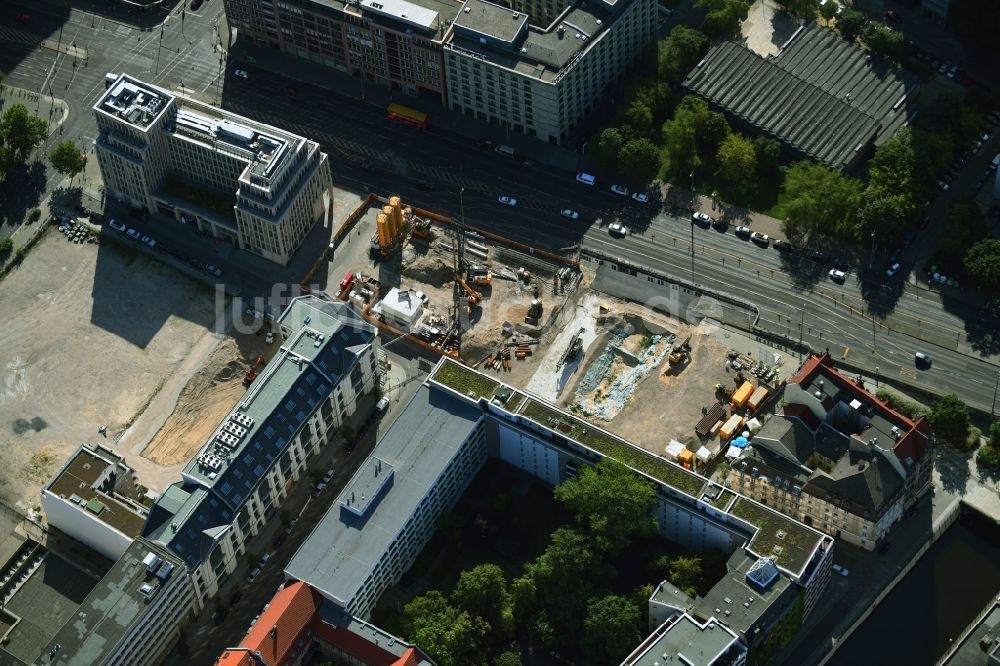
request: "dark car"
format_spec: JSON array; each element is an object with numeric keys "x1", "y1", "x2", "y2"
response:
[
  {"x1": 230, "y1": 590, "x2": 243, "y2": 605},
  {"x1": 810, "y1": 250, "x2": 833, "y2": 264},
  {"x1": 273, "y1": 533, "x2": 287, "y2": 549},
  {"x1": 190, "y1": 0, "x2": 203, "y2": 9},
  {"x1": 774, "y1": 239, "x2": 795, "y2": 253},
  {"x1": 478, "y1": 139, "x2": 494, "y2": 150}
]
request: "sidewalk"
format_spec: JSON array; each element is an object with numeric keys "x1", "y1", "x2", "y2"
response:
[{"x1": 224, "y1": 30, "x2": 585, "y2": 172}]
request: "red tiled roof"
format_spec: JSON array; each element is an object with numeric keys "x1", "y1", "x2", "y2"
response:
[
  {"x1": 312, "y1": 622, "x2": 412, "y2": 666},
  {"x1": 216, "y1": 582, "x2": 321, "y2": 666}
]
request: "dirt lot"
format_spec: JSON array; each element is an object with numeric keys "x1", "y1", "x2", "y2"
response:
[
  {"x1": 0, "y1": 230, "x2": 215, "y2": 514},
  {"x1": 141, "y1": 327, "x2": 272, "y2": 466}
]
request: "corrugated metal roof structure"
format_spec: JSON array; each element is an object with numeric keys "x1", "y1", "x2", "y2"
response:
[{"x1": 683, "y1": 24, "x2": 917, "y2": 170}]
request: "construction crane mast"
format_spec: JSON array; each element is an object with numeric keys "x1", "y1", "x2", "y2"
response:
[{"x1": 452, "y1": 189, "x2": 467, "y2": 355}]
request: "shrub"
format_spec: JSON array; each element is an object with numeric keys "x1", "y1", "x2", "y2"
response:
[
  {"x1": 27, "y1": 208, "x2": 41, "y2": 223},
  {"x1": 0, "y1": 237, "x2": 12, "y2": 253}
]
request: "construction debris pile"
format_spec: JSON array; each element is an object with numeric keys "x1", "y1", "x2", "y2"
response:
[{"x1": 572, "y1": 324, "x2": 674, "y2": 421}]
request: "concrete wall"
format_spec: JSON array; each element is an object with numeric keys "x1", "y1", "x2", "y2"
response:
[{"x1": 40, "y1": 491, "x2": 133, "y2": 561}]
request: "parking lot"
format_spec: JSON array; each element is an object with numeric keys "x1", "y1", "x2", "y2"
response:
[{"x1": 0, "y1": 227, "x2": 216, "y2": 513}]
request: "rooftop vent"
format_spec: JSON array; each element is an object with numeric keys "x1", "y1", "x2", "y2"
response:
[
  {"x1": 512, "y1": 11, "x2": 519, "y2": 18},
  {"x1": 464, "y1": 5, "x2": 470, "y2": 11}
]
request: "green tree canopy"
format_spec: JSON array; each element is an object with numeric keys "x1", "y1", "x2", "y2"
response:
[
  {"x1": 862, "y1": 22, "x2": 907, "y2": 61},
  {"x1": 594, "y1": 128, "x2": 625, "y2": 170},
  {"x1": 929, "y1": 394, "x2": 971, "y2": 448},
  {"x1": 667, "y1": 555, "x2": 704, "y2": 597},
  {"x1": 753, "y1": 135, "x2": 781, "y2": 178},
  {"x1": 49, "y1": 141, "x2": 87, "y2": 180},
  {"x1": 582, "y1": 595, "x2": 642, "y2": 664},
  {"x1": 818, "y1": 0, "x2": 838, "y2": 19},
  {"x1": 662, "y1": 96, "x2": 730, "y2": 179},
  {"x1": 778, "y1": 0, "x2": 819, "y2": 18},
  {"x1": 624, "y1": 100, "x2": 654, "y2": 133},
  {"x1": 0, "y1": 104, "x2": 47, "y2": 163},
  {"x1": 992, "y1": 420, "x2": 1000, "y2": 449},
  {"x1": 836, "y1": 9, "x2": 865, "y2": 41},
  {"x1": 867, "y1": 127, "x2": 927, "y2": 219},
  {"x1": 404, "y1": 591, "x2": 490, "y2": 666},
  {"x1": 964, "y1": 239, "x2": 1000, "y2": 292},
  {"x1": 452, "y1": 564, "x2": 511, "y2": 638},
  {"x1": 939, "y1": 199, "x2": 987, "y2": 264},
  {"x1": 553, "y1": 458, "x2": 657, "y2": 555},
  {"x1": 494, "y1": 652, "x2": 523, "y2": 666},
  {"x1": 779, "y1": 161, "x2": 862, "y2": 240},
  {"x1": 856, "y1": 193, "x2": 907, "y2": 244},
  {"x1": 619, "y1": 137, "x2": 662, "y2": 185},
  {"x1": 658, "y1": 26, "x2": 709, "y2": 85},
  {"x1": 716, "y1": 133, "x2": 756, "y2": 188},
  {"x1": 695, "y1": 0, "x2": 751, "y2": 36}
]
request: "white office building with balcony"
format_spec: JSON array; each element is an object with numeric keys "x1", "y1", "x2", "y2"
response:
[{"x1": 93, "y1": 73, "x2": 333, "y2": 265}]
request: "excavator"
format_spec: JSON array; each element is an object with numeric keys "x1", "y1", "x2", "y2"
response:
[
  {"x1": 458, "y1": 277, "x2": 482, "y2": 306},
  {"x1": 243, "y1": 353, "x2": 265, "y2": 386},
  {"x1": 412, "y1": 218, "x2": 431, "y2": 238}
]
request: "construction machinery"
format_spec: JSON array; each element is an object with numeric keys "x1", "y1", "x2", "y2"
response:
[
  {"x1": 411, "y1": 217, "x2": 431, "y2": 238},
  {"x1": 243, "y1": 354, "x2": 265, "y2": 386},
  {"x1": 664, "y1": 336, "x2": 691, "y2": 375},
  {"x1": 458, "y1": 277, "x2": 482, "y2": 306},
  {"x1": 525, "y1": 298, "x2": 543, "y2": 325},
  {"x1": 558, "y1": 328, "x2": 585, "y2": 367},
  {"x1": 467, "y1": 265, "x2": 493, "y2": 286},
  {"x1": 714, "y1": 383, "x2": 734, "y2": 399}
]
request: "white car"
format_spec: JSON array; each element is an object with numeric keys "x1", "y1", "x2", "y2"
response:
[
  {"x1": 937, "y1": 180, "x2": 949, "y2": 191},
  {"x1": 832, "y1": 564, "x2": 849, "y2": 577},
  {"x1": 610, "y1": 184, "x2": 629, "y2": 196},
  {"x1": 750, "y1": 231, "x2": 769, "y2": 247},
  {"x1": 608, "y1": 222, "x2": 627, "y2": 237},
  {"x1": 140, "y1": 235, "x2": 156, "y2": 248},
  {"x1": 691, "y1": 212, "x2": 714, "y2": 226},
  {"x1": 885, "y1": 262, "x2": 901, "y2": 277},
  {"x1": 376, "y1": 396, "x2": 390, "y2": 412},
  {"x1": 108, "y1": 219, "x2": 125, "y2": 233},
  {"x1": 126, "y1": 228, "x2": 140, "y2": 239},
  {"x1": 205, "y1": 264, "x2": 222, "y2": 277},
  {"x1": 560, "y1": 209, "x2": 579, "y2": 220},
  {"x1": 631, "y1": 192, "x2": 649, "y2": 204},
  {"x1": 246, "y1": 566, "x2": 260, "y2": 582},
  {"x1": 734, "y1": 226, "x2": 752, "y2": 239},
  {"x1": 321, "y1": 468, "x2": 335, "y2": 483},
  {"x1": 828, "y1": 269, "x2": 847, "y2": 282},
  {"x1": 234, "y1": 69, "x2": 249, "y2": 79},
  {"x1": 498, "y1": 195, "x2": 517, "y2": 207}
]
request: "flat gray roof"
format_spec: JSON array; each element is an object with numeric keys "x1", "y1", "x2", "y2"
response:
[
  {"x1": 45, "y1": 448, "x2": 147, "y2": 538},
  {"x1": 284, "y1": 383, "x2": 483, "y2": 608},
  {"x1": 94, "y1": 75, "x2": 172, "y2": 130},
  {"x1": 694, "y1": 552, "x2": 795, "y2": 639},
  {"x1": 453, "y1": 0, "x2": 529, "y2": 45},
  {"x1": 940, "y1": 597, "x2": 1000, "y2": 665},
  {"x1": 626, "y1": 614, "x2": 742, "y2": 666}
]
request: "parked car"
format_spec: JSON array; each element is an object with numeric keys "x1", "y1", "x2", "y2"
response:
[
  {"x1": 322, "y1": 468, "x2": 335, "y2": 484},
  {"x1": 734, "y1": 226, "x2": 752, "y2": 239},
  {"x1": 560, "y1": 209, "x2": 579, "y2": 220},
  {"x1": 828, "y1": 269, "x2": 847, "y2": 282},
  {"x1": 190, "y1": 0, "x2": 203, "y2": 9},
  {"x1": 233, "y1": 69, "x2": 249, "y2": 79},
  {"x1": 497, "y1": 195, "x2": 517, "y2": 207},
  {"x1": 832, "y1": 564, "x2": 849, "y2": 577},
  {"x1": 140, "y1": 235, "x2": 156, "y2": 248},
  {"x1": 885, "y1": 262, "x2": 901, "y2": 277},
  {"x1": 258, "y1": 552, "x2": 271, "y2": 568},
  {"x1": 691, "y1": 212, "x2": 714, "y2": 226},
  {"x1": 610, "y1": 184, "x2": 629, "y2": 196},
  {"x1": 750, "y1": 231, "x2": 769, "y2": 247},
  {"x1": 246, "y1": 566, "x2": 261, "y2": 582},
  {"x1": 631, "y1": 192, "x2": 649, "y2": 204},
  {"x1": 205, "y1": 264, "x2": 222, "y2": 277},
  {"x1": 126, "y1": 228, "x2": 140, "y2": 239},
  {"x1": 774, "y1": 239, "x2": 795, "y2": 253},
  {"x1": 608, "y1": 222, "x2": 627, "y2": 237},
  {"x1": 810, "y1": 249, "x2": 833, "y2": 264},
  {"x1": 108, "y1": 219, "x2": 125, "y2": 233},
  {"x1": 312, "y1": 482, "x2": 327, "y2": 497}
]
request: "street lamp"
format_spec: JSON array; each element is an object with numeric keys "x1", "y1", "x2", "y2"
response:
[{"x1": 869, "y1": 231, "x2": 876, "y2": 268}]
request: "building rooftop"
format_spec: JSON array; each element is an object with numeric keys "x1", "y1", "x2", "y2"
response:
[
  {"x1": 94, "y1": 76, "x2": 172, "y2": 130},
  {"x1": 284, "y1": 382, "x2": 483, "y2": 608},
  {"x1": 730, "y1": 498, "x2": 823, "y2": 575},
  {"x1": 48, "y1": 539, "x2": 184, "y2": 666},
  {"x1": 44, "y1": 447, "x2": 147, "y2": 538},
  {"x1": 623, "y1": 612, "x2": 744, "y2": 666},
  {"x1": 694, "y1": 551, "x2": 795, "y2": 642},
  {"x1": 216, "y1": 582, "x2": 321, "y2": 666},
  {"x1": 684, "y1": 24, "x2": 916, "y2": 169},
  {"x1": 939, "y1": 596, "x2": 1000, "y2": 666},
  {"x1": 453, "y1": 0, "x2": 529, "y2": 45},
  {"x1": 143, "y1": 297, "x2": 375, "y2": 569}
]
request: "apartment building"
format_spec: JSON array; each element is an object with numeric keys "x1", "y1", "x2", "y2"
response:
[
  {"x1": 141, "y1": 296, "x2": 377, "y2": 604},
  {"x1": 41, "y1": 445, "x2": 148, "y2": 561},
  {"x1": 223, "y1": 0, "x2": 448, "y2": 101},
  {"x1": 93, "y1": 73, "x2": 333, "y2": 265},
  {"x1": 443, "y1": 0, "x2": 657, "y2": 145},
  {"x1": 725, "y1": 353, "x2": 932, "y2": 550}
]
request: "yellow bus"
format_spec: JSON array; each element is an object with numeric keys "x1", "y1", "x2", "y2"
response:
[{"x1": 387, "y1": 103, "x2": 428, "y2": 129}]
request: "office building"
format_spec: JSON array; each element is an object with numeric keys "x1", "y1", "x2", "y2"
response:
[
  {"x1": 41, "y1": 444, "x2": 148, "y2": 561},
  {"x1": 93, "y1": 73, "x2": 333, "y2": 265},
  {"x1": 622, "y1": 610, "x2": 747, "y2": 666},
  {"x1": 443, "y1": 0, "x2": 657, "y2": 145},
  {"x1": 142, "y1": 296, "x2": 377, "y2": 603},
  {"x1": 725, "y1": 353, "x2": 932, "y2": 550}
]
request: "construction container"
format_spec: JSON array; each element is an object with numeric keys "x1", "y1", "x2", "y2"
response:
[
  {"x1": 747, "y1": 385, "x2": 770, "y2": 412},
  {"x1": 665, "y1": 440, "x2": 686, "y2": 460},
  {"x1": 719, "y1": 414, "x2": 745, "y2": 441},
  {"x1": 730, "y1": 381, "x2": 754, "y2": 409},
  {"x1": 677, "y1": 448, "x2": 694, "y2": 469}
]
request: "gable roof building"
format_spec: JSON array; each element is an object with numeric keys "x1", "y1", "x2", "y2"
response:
[{"x1": 683, "y1": 23, "x2": 918, "y2": 170}]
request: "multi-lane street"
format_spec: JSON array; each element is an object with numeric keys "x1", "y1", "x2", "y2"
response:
[{"x1": 1, "y1": 1, "x2": 998, "y2": 413}]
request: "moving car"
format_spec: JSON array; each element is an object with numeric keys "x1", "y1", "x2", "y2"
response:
[
  {"x1": 828, "y1": 269, "x2": 847, "y2": 282},
  {"x1": 376, "y1": 396, "x2": 390, "y2": 412},
  {"x1": 832, "y1": 564, "x2": 849, "y2": 577},
  {"x1": 108, "y1": 219, "x2": 125, "y2": 233},
  {"x1": 885, "y1": 262, "x2": 901, "y2": 277},
  {"x1": 575, "y1": 172, "x2": 596, "y2": 186},
  {"x1": 692, "y1": 212, "x2": 714, "y2": 226},
  {"x1": 233, "y1": 69, "x2": 249, "y2": 79},
  {"x1": 631, "y1": 192, "x2": 649, "y2": 204},
  {"x1": 915, "y1": 352, "x2": 932, "y2": 368},
  {"x1": 750, "y1": 231, "x2": 769, "y2": 247},
  {"x1": 774, "y1": 239, "x2": 794, "y2": 253},
  {"x1": 498, "y1": 195, "x2": 517, "y2": 207},
  {"x1": 734, "y1": 226, "x2": 752, "y2": 239},
  {"x1": 608, "y1": 222, "x2": 627, "y2": 237},
  {"x1": 610, "y1": 184, "x2": 629, "y2": 196},
  {"x1": 811, "y1": 249, "x2": 833, "y2": 263},
  {"x1": 560, "y1": 209, "x2": 579, "y2": 220},
  {"x1": 126, "y1": 228, "x2": 140, "y2": 239},
  {"x1": 322, "y1": 468, "x2": 335, "y2": 484}
]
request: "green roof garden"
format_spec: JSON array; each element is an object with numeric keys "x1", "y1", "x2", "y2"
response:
[
  {"x1": 519, "y1": 399, "x2": 706, "y2": 497},
  {"x1": 731, "y1": 497, "x2": 823, "y2": 574},
  {"x1": 711, "y1": 489, "x2": 736, "y2": 511},
  {"x1": 431, "y1": 359, "x2": 500, "y2": 402}
]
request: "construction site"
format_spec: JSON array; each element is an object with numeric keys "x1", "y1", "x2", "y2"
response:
[{"x1": 335, "y1": 194, "x2": 581, "y2": 364}]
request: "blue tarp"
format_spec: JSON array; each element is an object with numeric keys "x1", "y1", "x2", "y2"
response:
[{"x1": 731, "y1": 436, "x2": 749, "y2": 448}]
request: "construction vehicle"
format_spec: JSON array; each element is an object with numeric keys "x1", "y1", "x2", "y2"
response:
[
  {"x1": 518, "y1": 267, "x2": 532, "y2": 283},
  {"x1": 467, "y1": 266, "x2": 493, "y2": 286},
  {"x1": 714, "y1": 383, "x2": 734, "y2": 399},
  {"x1": 412, "y1": 217, "x2": 431, "y2": 238},
  {"x1": 243, "y1": 354, "x2": 265, "y2": 386},
  {"x1": 525, "y1": 298, "x2": 543, "y2": 325},
  {"x1": 664, "y1": 336, "x2": 691, "y2": 375},
  {"x1": 458, "y1": 278, "x2": 482, "y2": 306}
]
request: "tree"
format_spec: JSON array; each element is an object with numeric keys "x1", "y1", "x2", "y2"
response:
[
  {"x1": 619, "y1": 138, "x2": 662, "y2": 185},
  {"x1": 977, "y1": 446, "x2": 1000, "y2": 469},
  {"x1": 0, "y1": 104, "x2": 47, "y2": 163},
  {"x1": 662, "y1": 96, "x2": 730, "y2": 179},
  {"x1": 594, "y1": 128, "x2": 625, "y2": 170},
  {"x1": 582, "y1": 595, "x2": 642, "y2": 664},
  {"x1": 27, "y1": 208, "x2": 41, "y2": 223},
  {"x1": 695, "y1": 0, "x2": 750, "y2": 36},
  {"x1": 452, "y1": 564, "x2": 511, "y2": 637},
  {"x1": 658, "y1": 26, "x2": 709, "y2": 85},
  {"x1": 857, "y1": 193, "x2": 907, "y2": 244},
  {"x1": 929, "y1": 394, "x2": 971, "y2": 448},
  {"x1": 49, "y1": 141, "x2": 87, "y2": 180},
  {"x1": 623, "y1": 99, "x2": 653, "y2": 132},
  {"x1": 553, "y1": 459, "x2": 657, "y2": 555},
  {"x1": 837, "y1": 9, "x2": 866, "y2": 41},
  {"x1": 779, "y1": 161, "x2": 862, "y2": 240},
  {"x1": 818, "y1": 0, "x2": 838, "y2": 19},
  {"x1": 494, "y1": 652, "x2": 523, "y2": 666},
  {"x1": 862, "y1": 22, "x2": 907, "y2": 61},
  {"x1": 992, "y1": 420, "x2": 1000, "y2": 449},
  {"x1": 753, "y1": 135, "x2": 781, "y2": 179},
  {"x1": 867, "y1": 128, "x2": 926, "y2": 220},
  {"x1": 964, "y1": 240, "x2": 1000, "y2": 291},
  {"x1": 939, "y1": 199, "x2": 987, "y2": 266},
  {"x1": 778, "y1": 0, "x2": 819, "y2": 18},
  {"x1": 0, "y1": 237, "x2": 12, "y2": 253},
  {"x1": 662, "y1": 116, "x2": 698, "y2": 178},
  {"x1": 667, "y1": 555, "x2": 703, "y2": 597},
  {"x1": 405, "y1": 591, "x2": 490, "y2": 666},
  {"x1": 716, "y1": 133, "x2": 756, "y2": 188}
]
